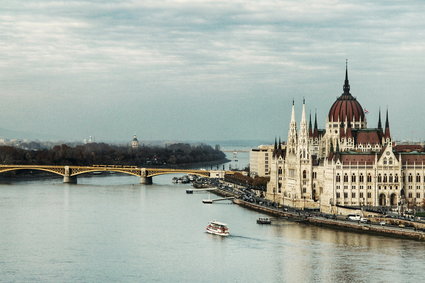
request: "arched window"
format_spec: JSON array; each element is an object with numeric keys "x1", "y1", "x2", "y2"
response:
[
  {"x1": 383, "y1": 174, "x2": 387, "y2": 182},
  {"x1": 408, "y1": 174, "x2": 413, "y2": 182},
  {"x1": 394, "y1": 174, "x2": 399, "y2": 182},
  {"x1": 378, "y1": 174, "x2": 382, "y2": 182},
  {"x1": 359, "y1": 173, "x2": 364, "y2": 183},
  {"x1": 367, "y1": 174, "x2": 372, "y2": 183},
  {"x1": 343, "y1": 174, "x2": 348, "y2": 182},
  {"x1": 336, "y1": 174, "x2": 341, "y2": 182},
  {"x1": 303, "y1": 170, "x2": 307, "y2": 179},
  {"x1": 416, "y1": 174, "x2": 421, "y2": 182},
  {"x1": 278, "y1": 168, "x2": 282, "y2": 174},
  {"x1": 351, "y1": 173, "x2": 356, "y2": 182},
  {"x1": 389, "y1": 158, "x2": 393, "y2": 165},
  {"x1": 389, "y1": 174, "x2": 393, "y2": 183},
  {"x1": 383, "y1": 158, "x2": 387, "y2": 165}
]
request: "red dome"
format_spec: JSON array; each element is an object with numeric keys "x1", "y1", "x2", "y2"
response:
[
  {"x1": 328, "y1": 67, "x2": 365, "y2": 123},
  {"x1": 328, "y1": 94, "x2": 365, "y2": 122}
]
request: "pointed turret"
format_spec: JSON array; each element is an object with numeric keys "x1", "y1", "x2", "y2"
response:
[
  {"x1": 313, "y1": 111, "x2": 318, "y2": 137},
  {"x1": 343, "y1": 59, "x2": 350, "y2": 95},
  {"x1": 291, "y1": 99, "x2": 296, "y2": 123},
  {"x1": 309, "y1": 112, "x2": 313, "y2": 137},
  {"x1": 378, "y1": 108, "x2": 382, "y2": 130},
  {"x1": 384, "y1": 109, "x2": 391, "y2": 139},
  {"x1": 298, "y1": 99, "x2": 309, "y2": 160},
  {"x1": 286, "y1": 100, "x2": 298, "y2": 155}
]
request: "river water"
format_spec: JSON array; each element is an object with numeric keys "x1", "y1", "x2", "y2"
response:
[{"x1": 0, "y1": 174, "x2": 424, "y2": 282}]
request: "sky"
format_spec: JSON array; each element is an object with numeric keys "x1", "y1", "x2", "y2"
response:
[{"x1": 1, "y1": 0, "x2": 424, "y2": 143}]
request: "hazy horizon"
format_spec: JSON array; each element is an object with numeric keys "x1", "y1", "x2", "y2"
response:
[{"x1": 1, "y1": 1, "x2": 425, "y2": 143}]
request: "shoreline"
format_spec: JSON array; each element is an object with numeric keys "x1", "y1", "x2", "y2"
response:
[{"x1": 210, "y1": 187, "x2": 425, "y2": 241}]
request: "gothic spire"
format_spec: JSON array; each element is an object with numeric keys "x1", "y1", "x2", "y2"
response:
[
  {"x1": 378, "y1": 108, "x2": 382, "y2": 129},
  {"x1": 287, "y1": 99, "x2": 298, "y2": 155},
  {"x1": 343, "y1": 59, "x2": 350, "y2": 94},
  {"x1": 291, "y1": 99, "x2": 296, "y2": 123},
  {"x1": 384, "y1": 108, "x2": 391, "y2": 138},
  {"x1": 309, "y1": 112, "x2": 313, "y2": 137}
]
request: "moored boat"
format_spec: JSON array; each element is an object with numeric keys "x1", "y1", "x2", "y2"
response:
[
  {"x1": 206, "y1": 221, "x2": 229, "y2": 236},
  {"x1": 257, "y1": 217, "x2": 271, "y2": 224}
]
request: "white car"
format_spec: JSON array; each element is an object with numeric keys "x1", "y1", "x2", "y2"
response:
[
  {"x1": 347, "y1": 214, "x2": 361, "y2": 221},
  {"x1": 360, "y1": 217, "x2": 369, "y2": 223}
]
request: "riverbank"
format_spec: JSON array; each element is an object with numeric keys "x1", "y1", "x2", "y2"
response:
[{"x1": 208, "y1": 185, "x2": 425, "y2": 241}]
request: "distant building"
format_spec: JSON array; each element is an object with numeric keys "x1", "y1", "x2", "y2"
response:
[
  {"x1": 251, "y1": 65, "x2": 425, "y2": 214},
  {"x1": 131, "y1": 135, "x2": 140, "y2": 149},
  {"x1": 249, "y1": 144, "x2": 274, "y2": 177},
  {"x1": 84, "y1": 136, "x2": 95, "y2": 144}
]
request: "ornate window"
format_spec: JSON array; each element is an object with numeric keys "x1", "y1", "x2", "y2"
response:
[
  {"x1": 351, "y1": 173, "x2": 356, "y2": 182},
  {"x1": 416, "y1": 174, "x2": 421, "y2": 182},
  {"x1": 383, "y1": 174, "x2": 387, "y2": 182},
  {"x1": 394, "y1": 174, "x2": 399, "y2": 182},
  {"x1": 344, "y1": 174, "x2": 348, "y2": 182},
  {"x1": 336, "y1": 174, "x2": 341, "y2": 182},
  {"x1": 367, "y1": 174, "x2": 372, "y2": 183},
  {"x1": 408, "y1": 174, "x2": 413, "y2": 182},
  {"x1": 378, "y1": 174, "x2": 382, "y2": 182},
  {"x1": 359, "y1": 173, "x2": 364, "y2": 182},
  {"x1": 389, "y1": 174, "x2": 393, "y2": 183}
]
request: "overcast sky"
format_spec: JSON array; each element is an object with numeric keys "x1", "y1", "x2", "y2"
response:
[{"x1": 1, "y1": 0, "x2": 424, "y2": 143}]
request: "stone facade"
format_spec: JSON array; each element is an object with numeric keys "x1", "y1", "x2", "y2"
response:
[{"x1": 256, "y1": 66, "x2": 425, "y2": 213}]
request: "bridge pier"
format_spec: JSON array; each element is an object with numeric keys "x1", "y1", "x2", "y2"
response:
[
  {"x1": 63, "y1": 175, "x2": 77, "y2": 184},
  {"x1": 140, "y1": 176, "x2": 153, "y2": 185}
]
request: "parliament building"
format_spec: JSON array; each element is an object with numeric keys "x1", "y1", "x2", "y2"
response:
[{"x1": 250, "y1": 66, "x2": 425, "y2": 214}]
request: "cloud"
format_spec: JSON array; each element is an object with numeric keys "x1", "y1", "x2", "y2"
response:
[{"x1": 0, "y1": 0, "x2": 424, "y2": 141}]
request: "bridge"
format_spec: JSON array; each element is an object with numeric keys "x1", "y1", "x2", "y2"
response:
[{"x1": 0, "y1": 165, "x2": 233, "y2": 184}]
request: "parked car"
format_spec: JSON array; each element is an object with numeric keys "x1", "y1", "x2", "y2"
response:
[
  {"x1": 347, "y1": 214, "x2": 361, "y2": 221},
  {"x1": 360, "y1": 217, "x2": 369, "y2": 223}
]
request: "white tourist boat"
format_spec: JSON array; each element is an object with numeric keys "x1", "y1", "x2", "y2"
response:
[{"x1": 205, "y1": 221, "x2": 229, "y2": 236}]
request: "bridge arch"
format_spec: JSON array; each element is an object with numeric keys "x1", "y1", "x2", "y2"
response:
[
  {"x1": 0, "y1": 167, "x2": 65, "y2": 177},
  {"x1": 146, "y1": 170, "x2": 210, "y2": 178},
  {"x1": 70, "y1": 169, "x2": 141, "y2": 177}
]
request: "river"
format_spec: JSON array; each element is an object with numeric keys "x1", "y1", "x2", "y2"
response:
[{"x1": 0, "y1": 173, "x2": 424, "y2": 282}]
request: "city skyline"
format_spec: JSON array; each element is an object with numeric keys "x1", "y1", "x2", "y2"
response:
[{"x1": 1, "y1": 0, "x2": 425, "y2": 142}]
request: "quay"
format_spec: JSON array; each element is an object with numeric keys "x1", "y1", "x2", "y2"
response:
[{"x1": 208, "y1": 185, "x2": 425, "y2": 241}]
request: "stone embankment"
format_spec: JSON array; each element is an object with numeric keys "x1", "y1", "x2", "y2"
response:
[{"x1": 211, "y1": 186, "x2": 425, "y2": 241}]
